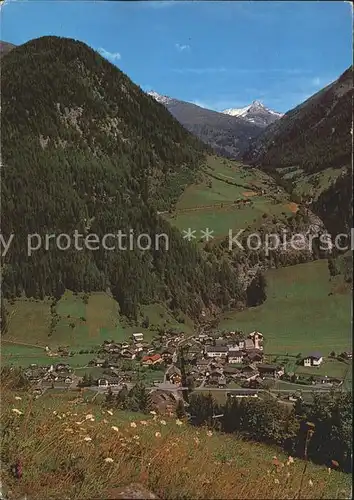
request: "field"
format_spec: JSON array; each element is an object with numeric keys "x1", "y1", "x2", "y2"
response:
[
  {"x1": 1, "y1": 386, "x2": 351, "y2": 500},
  {"x1": 166, "y1": 156, "x2": 295, "y2": 241},
  {"x1": 219, "y1": 260, "x2": 352, "y2": 357},
  {"x1": 1, "y1": 291, "x2": 193, "y2": 368}
]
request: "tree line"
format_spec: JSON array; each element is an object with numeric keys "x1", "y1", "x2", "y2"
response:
[{"x1": 188, "y1": 391, "x2": 352, "y2": 472}]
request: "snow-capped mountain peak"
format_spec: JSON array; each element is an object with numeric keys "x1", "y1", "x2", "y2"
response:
[
  {"x1": 147, "y1": 90, "x2": 173, "y2": 105},
  {"x1": 222, "y1": 100, "x2": 283, "y2": 126},
  {"x1": 223, "y1": 100, "x2": 281, "y2": 117}
]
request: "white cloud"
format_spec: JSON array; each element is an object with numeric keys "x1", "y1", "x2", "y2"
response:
[
  {"x1": 175, "y1": 43, "x2": 190, "y2": 52},
  {"x1": 97, "y1": 47, "x2": 121, "y2": 62}
]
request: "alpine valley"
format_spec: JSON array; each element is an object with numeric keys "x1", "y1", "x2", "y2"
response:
[{"x1": 0, "y1": 31, "x2": 352, "y2": 500}]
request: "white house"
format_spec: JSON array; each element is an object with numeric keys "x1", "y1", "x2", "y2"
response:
[
  {"x1": 228, "y1": 350, "x2": 245, "y2": 364},
  {"x1": 132, "y1": 332, "x2": 144, "y2": 343},
  {"x1": 205, "y1": 345, "x2": 229, "y2": 358},
  {"x1": 248, "y1": 331, "x2": 264, "y2": 351},
  {"x1": 303, "y1": 352, "x2": 323, "y2": 367},
  {"x1": 98, "y1": 377, "x2": 120, "y2": 388}
]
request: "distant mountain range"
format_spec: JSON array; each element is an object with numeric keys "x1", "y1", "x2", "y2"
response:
[{"x1": 148, "y1": 91, "x2": 282, "y2": 159}]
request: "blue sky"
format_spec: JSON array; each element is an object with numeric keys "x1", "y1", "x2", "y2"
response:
[{"x1": 1, "y1": 0, "x2": 352, "y2": 112}]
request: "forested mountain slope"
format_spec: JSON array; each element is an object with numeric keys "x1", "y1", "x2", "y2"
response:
[
  {"x1": 1, "y1": 36, "x2": 242, "y2": 320},
  {"x1": 245, "y1": 66, "x2": 352, "y2": 174},
  {"x1": 244, "y1": 67, "x2": 352, "y2": 234}
]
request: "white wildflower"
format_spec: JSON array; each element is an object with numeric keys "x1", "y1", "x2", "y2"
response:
[
  {"x1": 85, "y1": 414, "x2": 94, "y2": 420},
  {"x1": 150, "y1": 410, "x2": 157, "y2": 415},
  {"x1": 12, "y1": 408, "x2": 23, "y2": 415},
  {"x1": 104, "y1": 457, "x2": 114, "y2": 463},
  {"x1": 111, "y1": 426, "x2": 119, "y2": 432},
  {"x1": 130, "y1": 422, "x2": 137, "y2": 428},
  {"x1": 160, "y1": 420, "x2": 166, "y2": 426},
  {"x1": 206, "y1": 430, "x2": 213, "y2": 437},
  {"x1": 155, "y1": 431, "x2": 161, "y2": 438},
  {"x1": 14, "y1": 396, "x2": 22, "y2": 401},
  {"x1": 175, "y1": 419, "x2": 183, "y2": 426},
  {"x1": 83, "y1": 436, "x2": 92, "y2": 442}
]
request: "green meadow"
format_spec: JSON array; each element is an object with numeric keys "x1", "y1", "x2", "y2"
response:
[
  {"x1": 2, "y1": 291, "x2": 193, "y2": 368},
  {"x1": 219, "y1": 260, "x2": 352, "y2": 356},
  {"x1": 167, "y1": 155, "x2": 294, "y2": 240}
]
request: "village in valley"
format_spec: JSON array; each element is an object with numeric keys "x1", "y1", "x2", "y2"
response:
[{"x1": 21, "y1": 326, "x2": 352, "y2": 410}]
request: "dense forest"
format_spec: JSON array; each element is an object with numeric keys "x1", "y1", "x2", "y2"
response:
[
  {"x1": 312, "y1": 167, "x2": 353, "y2": 236},
  {"x1": 1, "y1": 36, "x2": 244, "y2": 320}
]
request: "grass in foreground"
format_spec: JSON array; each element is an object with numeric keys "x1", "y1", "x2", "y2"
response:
[{"x1": 1, "y1": 388, "x2": 351, "y2": 500}]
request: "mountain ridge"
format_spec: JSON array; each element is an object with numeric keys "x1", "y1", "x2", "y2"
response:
[
  {"x1": 244, "y1": 66, "x2": 353, "y2": 173},
  {"x1": 147, "y1": 90, "x2": 264, "y2": 159}
]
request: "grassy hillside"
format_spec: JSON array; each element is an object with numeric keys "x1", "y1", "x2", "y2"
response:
[
  {"x1": 166, "y1": 155, "x2": 295, "y2": 241},
  {"x1": 1, "y1": 386, "x2": 351, "y2": 500},
  {"x1": 219, "y1": 260, "x2": 352, "y2": 356},
  {"x1": 1, "y1": 291, "x2": 194, "y2": 367}
]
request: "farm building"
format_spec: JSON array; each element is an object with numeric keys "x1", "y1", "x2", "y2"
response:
[
  {"x1": 303, "y1": 352, "x2": 323, "y2": 367},
  {"x1": 258, "y1": 364, "x2": 284, "y2": 378},
  {"x1": 227, "y1": 390, "x2": 259, "y2": 399},
  {"x1": 165, "y1": 365, "x2": 182, "y2": 385},
  {"x1": 98, "y1": 377, "x2": 120, "y2": 388},
  {"x1": 141, "y1": 354, "x2": 162, "y2": 366}
]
